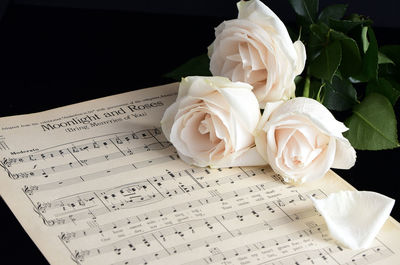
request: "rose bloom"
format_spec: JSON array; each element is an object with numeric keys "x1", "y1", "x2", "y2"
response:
[
  {"x1": 208, "y1": 0, "x2": 306, "y2": 105},
  {"x1": 161, "y1": 76, "x2": 265, "y2": 168},
  {"x1": 255, "y1": 98, "x2": 356, "y2": 183}
]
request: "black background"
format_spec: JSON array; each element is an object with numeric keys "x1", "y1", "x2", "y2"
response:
[{"x1": 0, "y1": 0, "x2": 399, "y2": 264}]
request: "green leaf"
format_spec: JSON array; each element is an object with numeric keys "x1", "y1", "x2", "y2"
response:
[
  {"x1": 327, "y1": 30, "x2": 362, "y2": 77},
  {"x1": 363, "y1": 27, "x2": 379, "y2": 80},
  {"x1": 309, "y1": 23, "x2": 329, "y2": 41},
  {"x1": 328, "y1": 13, "x2": 371, "y2": 33},
  {"x1": 361, "y1": 26, "x2": 369, "y2": 52},
  {"x1": 366, "y1": 78, "x2": 400, "y2": 106},
  {"x1": 344, "y1": 93, "x2": 400, "y2": 150},
  {"x1": 288, "y1": 0, "x2": 319, "y2": 24},
  {"x1": 380, "y1": 45, "x2": 400, "y2": 65},
  {"x1": 164, "y1": 54, "x2": 211, "y2": 80},
  {"x1": 322, "y1": 76, "x2": 358, "y2": 111},
  {"x1": 379, "y1": 46, "x2": 400, "y2": 83},
  {"x1": 389, "y1": 79, "x2": 400, "y2": 92},
  {"x1": 353, "y1": 27, "x2": 378, "y2": 82},
  {"x1": 308, "y1": 23, "x2": 329, "y2": 60},
  {"x1": 310, "y1": 79, "x2": 324, "y2": 102},
  {"x1": 295, "y1": 76, "x2": 306, "y2": 97},
  {"x1": 300, "y1": 77, "x2": 324, "y2": 101},
  {"x1": 318, "y1": 4, "x2": 347, "y2": 24},
  {"x1": 340, "y1": 38, "x2": 362, "y2": 77},
  {"x1": 309, "y1": 40, "x2": 342, "y2": 82},
  {"x1": 378, "y1": 51, "x2": 395, "y2": 65}
]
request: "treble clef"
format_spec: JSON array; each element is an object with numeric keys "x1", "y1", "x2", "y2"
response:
[
  {"x1": 60, "y1": 232, "x2": 75, "y2": 243},
  {"x1": 23, "y1": 185, "x2": 38, "y2": 195},
  {"x1": 0, "y1": 159, "x2": 17, "y2": 179}
]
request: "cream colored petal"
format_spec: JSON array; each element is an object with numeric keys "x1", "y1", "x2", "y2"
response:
[
  {"x1": 248, "y1": 43, "x2": 265, "y2": 70},
  {"x1": 269, "y1": 97, "x2": 349, "y2": 138},
  {"x1": 232, "y1": 64, "x2": 245, "y2": 82},
  {"x1": 312, "y1": 191, "x2": 395, "y2": 249},
  {"x1": 283, "y1": 130, "x2": 315, "y2": 167},
  {"x1": 237, "y1": 0, "x2": 297, "y2": 63},
  {"x1": 177, "y1": 150, "x2": 198, "y2": 167},
  {"x1": 227, "y1": 53, "x2": 242, "y2": 63},
  {"x1": 246, "y1": 69, "x2": 266, "y2": 84},
  {"x1": 180, "y1": 112, "x2": 214, "y2": 154},
  {"x1": 160, "y1": 101, "x2": 180, "y2": 141},
  {"x1": 258, "y1": 101, "x2": 284, "y2": 126},
  {"x1": 210, "y1": 113, "x2": 229, "y2": 142},
  {"x1": 184, "y1": 76, "x2": 219, "y2": 98},
  {"x1": 332, "y1": 137, "x2": 357, "y2": 169},
  {"x1": 238, "y1": 42, "x2": 252, "y2": 68},
  {"x1": 273, "y1": 136, "x2": 336, "y2": 183},
  {"x1": 211, "y1": 147, "x2": 267, "y2": 168},
  {"x1": 229, "y1": 111, "x2": 255, "y2": 151},
  {"x1": 218, "y1": 86, "x2": 260, "y2": 132},
  {"x1": 254, "y1": 129, "x2": 269, "y2": 163},
  {"x1": 293, "y1": 40, "x2": 306, "y2": 75},
  {"x1": 275, "y1": 128, "x2": 296, "y2": 158}
]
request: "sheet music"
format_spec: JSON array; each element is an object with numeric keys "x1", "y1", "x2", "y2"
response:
[{"x1": 1, "y1": 83, "x2": 400, "y2": 265}]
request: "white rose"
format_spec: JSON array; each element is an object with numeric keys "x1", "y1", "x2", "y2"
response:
[
  {"x1": 255, "y1": 97, "x2": 356, "y2": 183},
  {"x1": 208, "y1": 0, "x2": 306, "y2": 105},
  {"x1": 161, "y1": 76, "x2": 266, "y2": 168}
]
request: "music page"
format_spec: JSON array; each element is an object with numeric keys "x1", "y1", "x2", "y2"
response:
[{"x1": 1, "y1": 83, "x2": 400, "y2": 265}]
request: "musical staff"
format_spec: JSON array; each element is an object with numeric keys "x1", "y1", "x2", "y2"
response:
[
  {"x1": 74, "y1": 203, "x2": 321, "y2": 263},
  {"x1": 36, "y1": 166, "x2": 319, "y2": 227},
  {"x1": 1, "y1": 128, "x2": 162, "y2": 168},
  {"x1": 58, "y1": 188, "x2": 325, "y2": 241},
  {"x1": 183, "y1": 224, "x2": 329, "y2": 265},
  {"x1": 11, "y1": 142, "x2": 172, "y2": 179},
  {"x1": 24, "y1": 153, "x2": 179, "y2": 195}
]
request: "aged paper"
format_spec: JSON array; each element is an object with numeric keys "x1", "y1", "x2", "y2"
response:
[{"x1": 1, "y1": 83, "x2": 400, "y2": 265}]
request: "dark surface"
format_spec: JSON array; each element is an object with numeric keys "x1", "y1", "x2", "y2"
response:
[
  {"x1": 0, "y1": 3, "x2": 399, "y2": 264},
  {"x1": 11, "y1": 0, "x2": 400, "y2": 28}
]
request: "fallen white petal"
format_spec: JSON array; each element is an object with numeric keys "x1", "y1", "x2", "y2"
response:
[{"x1": 311, "y1": 190, "x2": 395, "y2": 249}]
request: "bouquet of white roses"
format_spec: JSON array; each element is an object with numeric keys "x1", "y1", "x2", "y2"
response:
[
  {"x1": 161, "y1": 0, "x2": 398, "y2": 249},
  {"x1": 166, "y1": 0, "x2": 400, "y2": 154}
]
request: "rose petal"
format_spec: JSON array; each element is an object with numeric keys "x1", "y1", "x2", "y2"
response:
[
  {"x1": 269, "y1": 97, "x2": 349, "y2": 138},
  {"x1": 332, "y1": 137, "x2": 357, "y2": 169},
  {"x1": 312, "y1": 191, "x2": 395, "y2": 249},
  {"x1": 293, "y1": 40, "x2": 306, "y2": 75},
  {"x1": 238, "y1": 42, "x2": 252, "y2": 68},
  {"x1": 182, "y1": 76, "x2": 226, "y2": 99},
  {"x1": 248, "y1": 43, "x2": 265, "y2": 70},
  {"x1": 180, "y1": 112, "x2": 211, "y2": 153},
  {"x1": 255, "y1": 129, "x2": 269, "y2": 163},
  {"x1": 176, "y1": 150, "x2": 197, "y2": 167},
  {"x1": 275, "y1": 128, "x2": 296, "y2": 158},
  {"x1": 161, "y1": 101, "x2": 180, "y2": 141},
  {"x1": 218, "y1": 85, "x2": 260, "y2": 131},
  {"x1": 230, "y1": 111, "x2": 255, "y2": 151},
  {"x1": 237, "y1": 0, "x2": 297, "y2": 63},
  {"x1": 211, "y1": 146, "x2": 266, "y2": 168},
  {"x1": 163, "y1": 76, "x2": 262, "y2": 168},
  {"x1": 273, "y1": 136, "x2": 336, "y2": 183}
]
